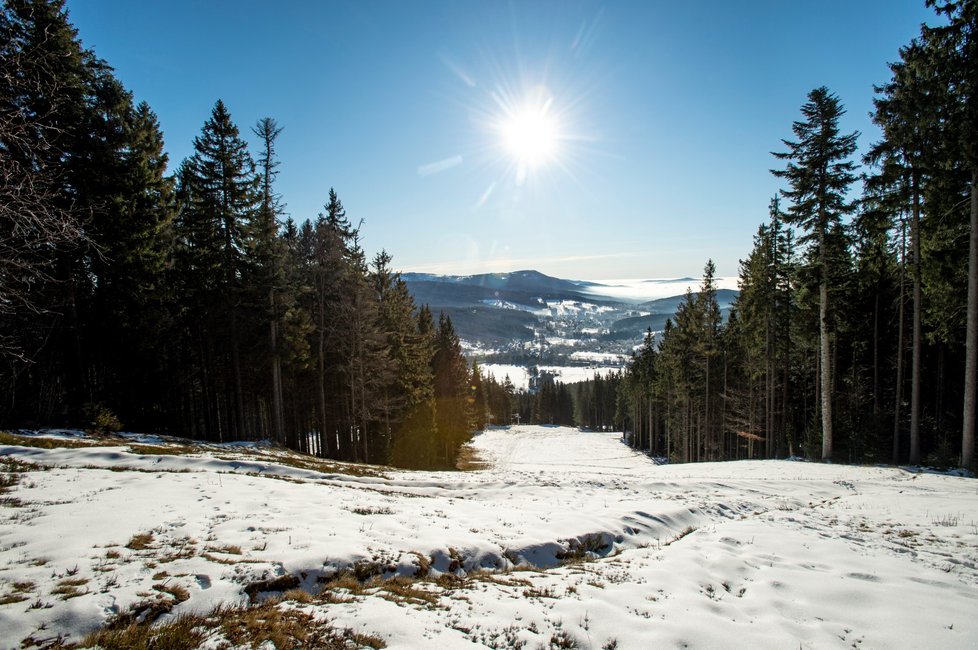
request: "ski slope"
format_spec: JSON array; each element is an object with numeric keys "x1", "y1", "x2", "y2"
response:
[{"x1": 1, "y1": 426, "x2": 976, "y2": 648}]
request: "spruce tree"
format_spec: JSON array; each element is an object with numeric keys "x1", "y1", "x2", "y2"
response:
[
  {"x1": 773, "y1": 87, "x2": 859, "y2": 461},
  {"x1": 177, "y1": 99, "x2": 260, "y2": 439}
]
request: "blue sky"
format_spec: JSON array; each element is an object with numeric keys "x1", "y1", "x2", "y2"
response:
[{"x1": 67, "y1": 0, "x2": 935, "y2": 280}]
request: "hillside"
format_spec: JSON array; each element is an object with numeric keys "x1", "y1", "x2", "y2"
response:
[{"x1": 2, "y1": 427, "x2": 976, "y2": 648}]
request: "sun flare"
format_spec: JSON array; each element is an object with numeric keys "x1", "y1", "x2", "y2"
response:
[
  {"x1": 492, "y1": 86, "x2": 564, "y2": 182},
  {"x1": 500, "y1": 98, "x2": 559, "y2": 168}
]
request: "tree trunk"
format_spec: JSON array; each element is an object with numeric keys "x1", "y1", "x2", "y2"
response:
[
  {"x1": 963, "y1": 172, "x2": 978, "y2": 471},
  {"x1": 269, "y1": 287, "x2": 285, "y2": 445},
  {"x1": 317, "y1": 293, "x2": 330, "y2": 456},
  {"x1": 819, "y1": 230, "x2": 833, "y2": 461},
  {"x1": 894, "y1": 217, "x2": 906, "y2": 464},
  {"x1": 910, "y1": 174, "x2": 922, "y2": 465}
]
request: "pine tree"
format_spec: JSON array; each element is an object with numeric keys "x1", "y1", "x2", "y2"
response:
[
  {"x1": 923, "y1": 0, "x2": 978, "y2": 471},
  {"x1": 177, "y1": 99, "x2": 260, "y2": 440},
  {"x1": 433, "y1": 313, "x2": 471, "y2": 466},
  {"x1": 773, "y1": 87, "x2": 859, "y2": 461},
  {"x1": 252, "y1": 117, "x2": 287, "y2": 444}
]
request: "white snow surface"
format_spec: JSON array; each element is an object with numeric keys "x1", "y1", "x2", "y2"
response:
[
  {"x1": 482, "y1": 365, "x2": 624, "y2": 390},
  {"x1": 1, "y1": 426, "x2": 977, "y2": 648}
]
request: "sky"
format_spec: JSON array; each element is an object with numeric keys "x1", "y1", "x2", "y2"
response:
[{"x1": 66, "y1": 0, "x2": 937, "y2": 281}]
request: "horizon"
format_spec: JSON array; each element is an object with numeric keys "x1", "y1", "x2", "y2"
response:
[{"x1": 67, "y1": 0, "x2": 935, "y2": 280}]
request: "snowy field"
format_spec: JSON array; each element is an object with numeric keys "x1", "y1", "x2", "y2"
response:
[
  {"x1": 482, "y1": 364, "x2": 624, "y2": 390},
  {"x1": 1, "y1": 426, "x2": 977, "y2": 648}
]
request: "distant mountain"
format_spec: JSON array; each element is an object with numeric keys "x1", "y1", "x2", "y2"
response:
[
  {"x1": 637, "y1": 288, "x2": 739, "y2": 313},
  {"x1": 400, "y1": 269, "x2": 739, "y2": 359},
  {"x1": 403, "y1": 269, "x2": 597, "y2": 295}
]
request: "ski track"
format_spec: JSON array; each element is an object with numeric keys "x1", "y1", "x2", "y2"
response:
[{"x1": 1, "y1": 426, "x2": 976, "y2": 648}]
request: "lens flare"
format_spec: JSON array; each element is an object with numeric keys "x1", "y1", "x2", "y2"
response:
[{"x1": 500, "y1": 96, "x2": 558, "y2": 167}]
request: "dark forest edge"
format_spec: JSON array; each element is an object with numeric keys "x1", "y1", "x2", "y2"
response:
[{"x1": 1, "y1": 1, "x2": 976, "y2": 471}]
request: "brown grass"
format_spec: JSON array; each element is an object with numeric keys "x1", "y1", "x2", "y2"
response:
[
  {"x1": 153, "y1": 582, "x2": 190, "y2": 603},
  {"x1": 82, "y1": 599, "x2": 387, "y2": 649},
  {"x1": 0, "y1": 431, "x2": 122, "y2": 449},
  {"x1": 126, "y1": 532, "x2": 154, "y2": 550},
  {"x1": 52, "y1": 577, "x2": 89, "y2": 600}
]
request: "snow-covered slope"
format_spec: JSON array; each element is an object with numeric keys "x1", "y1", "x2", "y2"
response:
[{"x1": 1, "y1": 427, "x2": 976, "y2": 648}]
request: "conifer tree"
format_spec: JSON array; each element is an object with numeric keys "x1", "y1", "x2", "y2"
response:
[
  {"x1": 252, "y1": 117, "x2": 287, "y2": 444},
  {"x1": 773, "y1": 87, "x2": 859, "y2": 461},
  {"x1": 433, "y1": 313, "x2": 471, "y2": 466},
  {"x1": 177, "y1": 100, "x2": 260, "y2": 439}
]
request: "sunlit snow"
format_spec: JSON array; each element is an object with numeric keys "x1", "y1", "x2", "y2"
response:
[{"x1": 1, "y1": 427, "x2": 976, "y2": 648}]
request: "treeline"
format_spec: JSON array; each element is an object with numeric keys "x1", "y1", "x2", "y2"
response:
[
  {"x1": 618, "y1": 0, "x2": 977, "y2": 470},
  {"x1": 0, "y1": 0, "x2": 481, "y2": 468}
]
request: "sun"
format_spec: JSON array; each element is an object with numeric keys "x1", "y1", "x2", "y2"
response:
[
  {"x1": 500, "y1": 98, "x2": 559, "y2": 168},
  {"x1": 492, "y1": 86, "x2": 564, "y2": 183}
]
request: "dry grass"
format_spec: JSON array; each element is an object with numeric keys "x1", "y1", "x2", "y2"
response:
[
  {"x1": 0, "y1": 431, "x2": 122, "y2": 450},
  {"x1": 126, "y1": 532, "x2": 154, "y2": 550},
  {"x1": 208, "y1": 543, "x2": 242, "y2": 555},
  {"x1": 52, "y1": 577, "x2": 89, "y2": 600},
  {"x1": 664, "y1": 525, "x2": 697, "y2": 546},
  {"x1": 243, "y1": 574, "x2": 301, "y2": 603},
  {"x1": 127, "y1": 443, "x2": 199, "y2": 456},
  {"x1": 82, "y1": 599, "x2": 387, "y2": 649},
  {"x1": 454, "y1": 444, "x2": 488, "y2": 471},
  {"x1": 153, "y1": 582, "x2": 190, "y2": 603}
]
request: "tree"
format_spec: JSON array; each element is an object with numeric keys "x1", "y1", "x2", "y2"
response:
[
  {"x1": 773, "y1": 87, "x2": 859, "y2": 461},
  {"x1": 432, "y1": 313, "x2": 471, "y2": 466},
  {"x1": 923, "y1": 0, "x2": 977, "y2": 471},
  {"x1": 177, "y1": 99, "x2": 260, "y2": 439},
  {"x1": 252, "y1": 117, "x2": 287, "y2": 444}
]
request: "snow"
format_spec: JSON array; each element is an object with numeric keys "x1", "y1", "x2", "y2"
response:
[
  {"x1": 481, "y1": 364, "x2": 624, "y2": 390},
  {"x1": 569, "y1": 351, "x2": 628, "y2": 364},
  {"x1": 2, "y1": 426, "x2": 977, "y2": 648}
]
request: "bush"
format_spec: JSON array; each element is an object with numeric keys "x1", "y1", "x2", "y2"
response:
[{"x1": 84, "y1": 403, "x2": 122, "y2": 436}]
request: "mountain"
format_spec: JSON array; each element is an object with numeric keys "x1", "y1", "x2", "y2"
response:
[{"x1": 401, "y1": 270, "x2": 739, "y2": 363}]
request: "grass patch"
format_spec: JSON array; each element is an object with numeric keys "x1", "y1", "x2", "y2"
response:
[
  {"x1": 82, "y1": 599, "x2": 387, "y2": 649},
  {"x1": 664, "y1": 525, "x2": 697, "y2": 546},
  {"x1": 374, "y1": 576, "x2": 442, "y2": 608},
  {"x1": 128, "y1": 443, "x2": 198, "y2": 456},
  {"x1": 454, "y1": 444, "x2": 488, "y2": 471},
  {"x1": 153, "y1": 582, "x2": 190, "y2": 603},
  {"x1": 81, "y1": 611, "x2": 206, "y2": 649},
  {"x1": 351, "y1": 506, "x2": 394, "y2": 516},
  {"x1": 0, "y1": 431, "x2": 123, "y2": 450},
  {"x1": 244, "y1": 575, "x2": 301, "y2": 603},
  {"x1": 126, "y1": 532, "x2": 154, "y2": 550},
  {"x1": 208, "y1": 544, "x2": 242, "y2": 555},
  {"x1": 0, "y1": 593, "x2": 30, "y2": 605},
  {"x1": 52, "y1": 577, "x2": 89, "y2": 600}
]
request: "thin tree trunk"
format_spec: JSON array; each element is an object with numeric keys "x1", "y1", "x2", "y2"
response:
[
  {"x1": 819, "y1": 229, "x2": 833, "y2": 461},
  {"x1": 269, "y1": 287, "x2": 285, "y2": 445},
  {"x1": 910, "y1": 174, "x2": 922, "y2": 465},
  {"x1": 317, "y1": 293, "x2": 329, "y2": 456},
  {"x1": 894, "y1": 217, "x2": 907, "y2": 464},
  {"x1": 963, "y1": 172, "x2": 978, "y2": 471}
]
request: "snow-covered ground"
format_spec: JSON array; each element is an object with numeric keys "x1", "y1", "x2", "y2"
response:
[
  {"x1": 2, "y1": 427, "x2": 977, "y2": 648},
  {"x1": 482, "y1": 364, "x2": 624, "y2": 390}
]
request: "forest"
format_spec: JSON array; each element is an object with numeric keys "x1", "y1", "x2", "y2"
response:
[
  {"x1": 1, "y1": 0, "x2": 975, "y2": 470},
  {"x1": 615, "y1": 1, "x2": 977, "y2": 470},
  {"x1": 0, "y1": 0, "x2": 512, "y2": 469}
]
